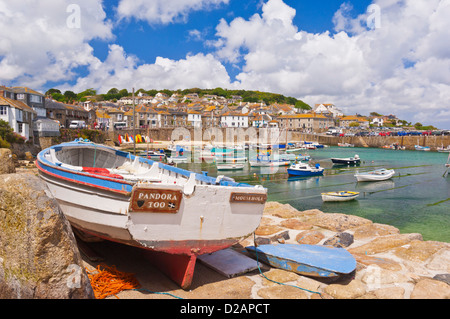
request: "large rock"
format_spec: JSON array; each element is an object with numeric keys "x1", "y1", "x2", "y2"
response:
[
  {"x1": 394, "y1": 240, "x2": 449, "y2": 262},
  {"x1": 0, "y1": 172, "x2": 94, "y2": 299},
  {"x1": 304, "y1": 212, "x2": 372, "y2": 232},
  {"x1": 0, "y1": 148, "x2": 16, "y2": 174},
  {"x1": 263, "y1": 202, "x2": 300, "y2": 219},
  {"x1": 410, "y1": 278, "x2": 450, "y2": 299},
  {"x1": 348, "y1": 233, "x2": 423, "y2": 255},
  {"x1": 324, "y1": 279, "x2": 366, "y2": 299}
]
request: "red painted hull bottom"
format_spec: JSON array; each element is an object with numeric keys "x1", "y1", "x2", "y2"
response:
[
  {"x1": 73, "y1": 226, "x2": 234, "y2": 290},
  {"x1": 142, "y1": 242, "x2": 233, "y2": 290}
]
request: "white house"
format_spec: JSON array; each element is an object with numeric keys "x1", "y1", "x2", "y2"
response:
[
  {"x1": 370, "y1": 117, "x2": 384, "y2": 127},
  {"x1": 0, "y1": 95, "x2": 36, "y2": 141},
  {"x1": 314, "y1": 104, "x2": 344, "y2": 118},
  {"x1": 187, "y1": 110, "x2": 202, "y2": 128},
  {"x1": 220, "y1": 112, "x2": 249, "y2": 128}
]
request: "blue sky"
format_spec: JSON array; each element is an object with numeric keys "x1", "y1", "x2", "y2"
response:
[
  {"x1": 89, "y1": 0, "x2": 373, "y2": 83},
  {"x1": 1, "y1": 0, "x2": 449, "y2": 128}
]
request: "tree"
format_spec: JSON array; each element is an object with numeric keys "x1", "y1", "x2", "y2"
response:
[
  {"x1": 107, "y1": 88, "x2": 119, "y2": 95},
  {"x1": 45, "y1": 88, "x2": 61, "y2": 96},
  {"x1": 64, "y1": 91, "x2": 77, "y2": 102}
]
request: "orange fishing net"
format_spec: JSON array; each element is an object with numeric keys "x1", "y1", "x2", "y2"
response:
[{"x1": 86, "y1": 264, "x2": 141, "y2": 299}]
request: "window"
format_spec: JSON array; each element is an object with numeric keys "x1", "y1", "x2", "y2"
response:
[
  {"x1": 18, "y1": 123, "x2": 23, "y2": 133},
  {"x1": 30, "y1": 95, "x2": 42, "y2": 103},
  {"x1": 0, "y1": 106, "x2": 7, "y2": 115},
  {"x1": 17, "y1": 94, "x2": 25, "y2": 100}
]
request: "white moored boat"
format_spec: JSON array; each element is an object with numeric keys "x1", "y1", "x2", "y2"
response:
[
  {"x1": 36, "y1": 139, "x2": 267, "y2": 289},
  {"x1": 249, "y1": 155, "x2": 291, "y2": 167},
  {"x1": 354, "y1": 168, "x2": 395, "y2": 182},
  {"x1": 216, "y1": 163, "x2": 246, "y2": 170},
  {"x1": 321, "y1": 191, "x2": 360, "y2": 202}
]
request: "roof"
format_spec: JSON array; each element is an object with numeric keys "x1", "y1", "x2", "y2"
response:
[
  {"x1": 277, "y1": 113, "x2": 329, "y2": 119},
  {"x1": 0, "y1": 96, "x2": 36, "y2": 113},
  {"x1": 221, "y1": 111, "x2": 249, "y2": 117},
  {"x1": 9, "y1": 87, "x2": 44, "y2": 96},
  {"x1": 340, "y1": 115, "x2": 369, "y2": 122}
]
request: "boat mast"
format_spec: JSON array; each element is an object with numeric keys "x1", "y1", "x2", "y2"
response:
[{"x1": 133, "y1": 88, "x2": 136, "y2": 155}]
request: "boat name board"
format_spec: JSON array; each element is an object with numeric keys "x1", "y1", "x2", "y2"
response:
[
  {"x1": 130, "y1": 188, "x2": 183, "y2": 213},
  {"x1": 230, "y1": 193, "x2": 267, "y2": 204}
]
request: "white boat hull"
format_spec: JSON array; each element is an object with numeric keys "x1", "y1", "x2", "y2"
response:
[
  {"x1": 355, "y1": 169, "x2": 395, "y2": 182},
  {"x1": 321, "y1": 192, "x2": 359, "y2": 202},
  {"x1": 36, "y1": 140, "x2": 267, "y2": 289},
  {"x1": 216, "y1": 163, "x2": 245, "y2": 170}
]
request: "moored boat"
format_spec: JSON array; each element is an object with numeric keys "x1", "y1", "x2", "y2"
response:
[
  {"x1": 287, "y1": 162, "x2": 324, "y2": 177},
  {"x1": 437, "y1": 145, "x2": 450, "y2": 153},
  {"x1": 321, "y1": 191, "x2": 360, "y2": 202},
  {"x1": 415, "y1": 145, "x2": 430, "y2": 151},
  {"x1": 138, "y1": 150, "x2": 166, "y2": 161},
  {"x1": 338, "y1": 143, "x2": 354, "y2": 147},
  {"x1": 36, "y1": 139, "x2": 267, "y2": 289},
  {"x1": 331, "y1": 154, "x2": 360, "y2": 165},
  {"x1": 249, "y1": 155, "x2": 291, "y2": 167},
  {"x1": 216, "y1": 163, "x2": 246, "y2": 170},
  {"x1": 354, "y1": 168, "x2": 395, "y2": 182}
]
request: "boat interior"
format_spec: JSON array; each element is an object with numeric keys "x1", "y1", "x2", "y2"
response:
[{"x1": 42, "y1": 143, "x2": 251, "y2": 192}]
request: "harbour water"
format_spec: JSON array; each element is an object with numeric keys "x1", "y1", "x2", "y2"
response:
[{"x1": 177, "y1": 146, "x2": 450, "y2": 243}]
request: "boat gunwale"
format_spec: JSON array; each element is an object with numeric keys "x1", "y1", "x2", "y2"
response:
[{"x1": 37, "y1": 141, "x2": 257, "y2": 190}]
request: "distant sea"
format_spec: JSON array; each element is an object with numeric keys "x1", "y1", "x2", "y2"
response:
[{"x1": 179, "y1": 146, "x2": 450, "y2": 243}]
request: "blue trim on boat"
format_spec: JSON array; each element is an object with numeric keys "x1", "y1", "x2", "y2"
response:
[{"x1": 37, "y1": 140, "x2": 254, "y2": 189}]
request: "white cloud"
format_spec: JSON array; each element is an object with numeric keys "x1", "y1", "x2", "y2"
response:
[
  {"x1": 66, "y1": 45, "x2": 233, "y2": 93},
  {"x1": 0, "y1": 0, "x2": 113, "y2": 88},
  {"x1": 116, "y1": 0, "x2": 229, "y2": 25},
  {"x1": 2, "y1": 0, "x2": 450, "y2": 128},
  {"x1": 211, "y1": 0, "x2": 450, "y2": 128}
]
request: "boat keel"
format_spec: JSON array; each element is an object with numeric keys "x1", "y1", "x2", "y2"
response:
[{"x1": 143, "y1": 250, "x2": 197, "y2": 290}]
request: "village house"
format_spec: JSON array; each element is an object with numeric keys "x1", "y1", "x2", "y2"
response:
[
  {"x1": 7, "y1": 86, "x2": 46, "y2": 118},
  {"x1": 95, "y1": 109, "x2": 111, "y2": 129},
  {"x1": 169, "y1": 109, "x2": 188, "y2": 127},
  {"x1": 277, "y1": 113, "x2": 334, "y2": 132},
  {"x1": 313, "y1": 104, "x2": 344, "y2": 118},
  {"x1": 45, "y1": 98, "x2": 89, "y2": 128},
  {"x1": 252, "y1": 114, "x2": 272, "y2": 128},
  {"x1": 0, "y1": 95, "x2": 36, "y2": 141},
  {"x1": 339, "y1": 115, "x2": 370, "y2": 129},
  {"x1": 107, "y1": 107, "x2": 125, "y2": 125},
  {"x1": 220, "y1": 111, "x2": 249, "y2": 128},
  {"x1": 270, "y1": 103, "x2": 296, "y2": 116},
  {"x1": 187, "y1": 110, "x2": 202, "y2": 128}
]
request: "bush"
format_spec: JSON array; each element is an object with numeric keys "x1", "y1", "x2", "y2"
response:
[{"x1": 0, "y1": 136, "x2": 11, "y2": 148}]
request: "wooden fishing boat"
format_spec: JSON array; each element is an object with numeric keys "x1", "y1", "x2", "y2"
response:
[
  {"x1": 354, "y1": 168, "x2": 395, "y2": 182},
  {"x1": 287, "y1": 162, "x2": 324, "y2": 177},
  {"x1": 246, "y1": 244, "x2": 356, "y2": 278},
  {"x1": 331, "y1": 154, "x2": 360, "y2": 165},
  {"x1": 36, "y1": 139, "x2": 267, "y2": 289},
  {"x1": 321, "y1": 191, "x2": 360, "y2": 202}
]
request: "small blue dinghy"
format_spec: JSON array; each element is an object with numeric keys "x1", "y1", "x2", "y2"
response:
[{"x1": 246, "y1": 244, "x2": 356, "y2": 278}]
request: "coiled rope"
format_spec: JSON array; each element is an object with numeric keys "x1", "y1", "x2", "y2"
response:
[{"x1": 86, "y1": 264, "x2": 183, "y2": 299}]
